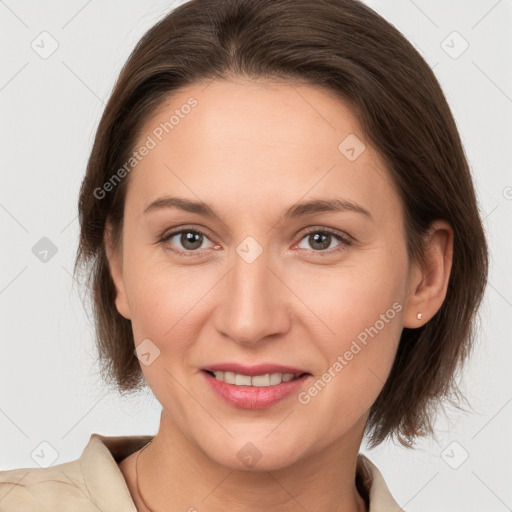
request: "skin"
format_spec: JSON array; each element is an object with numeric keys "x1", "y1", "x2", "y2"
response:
[{"x1": 107, "y1": 78, "x2": 453, "y2": 512}]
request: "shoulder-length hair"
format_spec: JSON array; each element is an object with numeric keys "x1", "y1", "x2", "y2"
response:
[{"x1": 74, "y1": 0, "x2": 488, "y2": 448}]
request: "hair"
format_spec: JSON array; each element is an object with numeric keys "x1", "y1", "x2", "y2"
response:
[{"x1": 74, "y1": 0, "x2": 488, "y2": 448}]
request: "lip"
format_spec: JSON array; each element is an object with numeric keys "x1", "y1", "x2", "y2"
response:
[
  {"x1": 201, "y1": 370, "x2": 312, "y2": 409},
  {"x1": 201, "y1": 362, "x2": 309, "y2": 376}
]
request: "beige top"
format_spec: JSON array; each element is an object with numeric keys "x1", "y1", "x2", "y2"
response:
[{"x1": 0, "y1": 433, "x2": 404, "y2": 511}]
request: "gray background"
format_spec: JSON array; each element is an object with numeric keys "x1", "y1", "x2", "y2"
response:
[{"x1": 1, "y1": 0, "x2": 511, "y2": 510}]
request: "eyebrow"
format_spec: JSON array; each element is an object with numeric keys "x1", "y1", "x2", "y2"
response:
[{"x1": 143, "y1": 195, "x2": 373, "y2": 223}]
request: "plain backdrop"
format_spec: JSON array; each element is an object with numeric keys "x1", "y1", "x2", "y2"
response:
[{"x1": 1, "y1": 1, "x2": 511, "y2": 510}]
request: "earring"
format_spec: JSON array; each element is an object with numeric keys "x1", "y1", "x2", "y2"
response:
[{"x1": 417, "y1": 312, "x2": 423, "y2": 320}]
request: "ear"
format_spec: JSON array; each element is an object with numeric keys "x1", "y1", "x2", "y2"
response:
[
  {"x1": 403, "y1": 220, "x2": 454, "y2": 328},
  {"x1": 104, "y1": 218, "x2": 131, "y2": 320}
]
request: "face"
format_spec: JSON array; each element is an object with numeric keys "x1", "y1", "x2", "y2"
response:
[{"x1": 107, "y1": 78, "x2": 419, "y2": 471}]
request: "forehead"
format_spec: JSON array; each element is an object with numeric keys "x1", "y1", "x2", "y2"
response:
[
  {"x1": 126, "y1": 79, "x2": 400, "y2": 222},
  {"x1": 145, "y1": 78, "x2": 364, "y2": 153}
]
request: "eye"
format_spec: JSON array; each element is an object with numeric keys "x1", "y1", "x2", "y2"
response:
[
  {"x1": 160, "y1": 227, "x2": 218, "y2": 255},
  {"x1": 159, "y1": 226, "x2": 351, "y2": 257},
  {"x1": 296, "y1": 228, "x2": 351, "y2": 254}
]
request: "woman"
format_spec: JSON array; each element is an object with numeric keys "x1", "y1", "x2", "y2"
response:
[{"x1": 0, "y1": 0, "x2": 488, "y2": 510}]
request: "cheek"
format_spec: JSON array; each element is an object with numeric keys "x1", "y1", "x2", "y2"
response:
[
  {"x1": 122, "y1": 251, "x2": 215, "y2": 349},
  {"x1": 295, "y1": 295, "x2": 404, "y2": 443},
  {"x1": 290, "y1": 249, "x2": 406, "y2": 344},
  {"x1": 291, "y1": 253, "x2": 406, "y2": 414}
]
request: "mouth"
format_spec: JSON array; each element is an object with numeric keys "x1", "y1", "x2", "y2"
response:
[
  {"x1": 201, "y1": 368, "x2": 312, "y2": 409},
  {"x1": 202, "y1": 369, "x2": 309, "y2": 387}
]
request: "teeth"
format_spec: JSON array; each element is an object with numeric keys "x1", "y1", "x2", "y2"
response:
[
  {"x1": 211, "y1": 371, "x2": 300, "y2": 386},
  {"x1": 235, "y1": 373, "x2": 251, "y2": 386}
]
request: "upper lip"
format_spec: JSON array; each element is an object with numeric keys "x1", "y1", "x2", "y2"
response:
[{"x1": 202, "y1": 363, "x2": 309, "y2": 376}]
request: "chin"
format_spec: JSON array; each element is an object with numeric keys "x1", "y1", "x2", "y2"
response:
[{"x1": 201, "y1": 433, "x2": 307, "y2": 473}]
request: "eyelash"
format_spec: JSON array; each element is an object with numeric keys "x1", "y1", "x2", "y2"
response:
[
  {"x1": 295, "y1": 227, "x2": 352, "y2": 257},
  {"x1": 159, "y1": 225, "x2": 352, "y2": 258}
]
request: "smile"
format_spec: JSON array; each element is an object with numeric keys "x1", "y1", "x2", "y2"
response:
[
  {"x1": 205, "y1": 370, "x2": 305, "y2": 386},
  {"x1": 202, "y1": 370, "x2": 311, "y2": 409}
]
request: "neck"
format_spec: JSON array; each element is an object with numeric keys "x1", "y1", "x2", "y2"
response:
[{"x1": 134, "y1": 410, "x2": 368, "y2": 512}]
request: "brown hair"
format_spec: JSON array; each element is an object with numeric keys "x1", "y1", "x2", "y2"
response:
[{"x1": 74, "y1": 0, "x2": 488, "y2": 448}]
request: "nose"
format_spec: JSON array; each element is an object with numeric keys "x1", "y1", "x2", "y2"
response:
[{"x1": 212, "y1": 243, "x2": 291, "y2": 347}]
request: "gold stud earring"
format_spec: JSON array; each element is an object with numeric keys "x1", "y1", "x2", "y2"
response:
[{"x1": 417, "y1": 312, "x2": 423, "y2": 320}]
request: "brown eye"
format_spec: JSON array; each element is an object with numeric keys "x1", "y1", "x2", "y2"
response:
[
  {"x1": 161, "y1": 228, "x2": 217, "y2": 254},
  {"x1": 296, "y1": 228, "x2": 351, "y2": 255},
  {"x1": 308, "y1": 232, "x2": 332, "y2": 250},
  {"x1": 178, "y1": 231, "x2": 204, "y2": 250}
]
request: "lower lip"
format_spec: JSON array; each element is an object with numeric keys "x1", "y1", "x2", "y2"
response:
[{"x1": 202, "y1": 371, "x2": 311, "y2": 409}]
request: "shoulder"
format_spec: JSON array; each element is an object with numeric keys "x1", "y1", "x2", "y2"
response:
[
  {"x1": 0, "y1": 433, "x2": 146, "y2": 511},
  {"x1": 0, "y1": 457, "x2": 91, "y2": 511}
]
